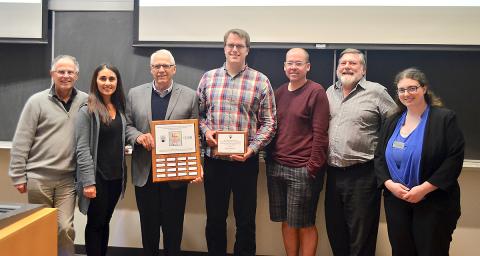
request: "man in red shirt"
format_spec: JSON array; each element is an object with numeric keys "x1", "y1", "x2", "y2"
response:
[{"x1": 266, "y1": 48, "x2": 329, "y2": 256}]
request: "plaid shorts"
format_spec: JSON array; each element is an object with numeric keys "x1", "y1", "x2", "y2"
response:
[{"x1": 266, "y1": 161, "x2": 324, "y2": 228}]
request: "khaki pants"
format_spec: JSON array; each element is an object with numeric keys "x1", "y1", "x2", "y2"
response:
[{"x1": 27, "y1": 176, "x2": 76, "y2": 256}]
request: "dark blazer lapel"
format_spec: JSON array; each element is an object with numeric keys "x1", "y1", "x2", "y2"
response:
[
  {"x1": 420, "y1": 107, "x2": 434, "y2": 176},
  {"x1": 165, "y1": 83, "x2": 180, "y2": 120}
]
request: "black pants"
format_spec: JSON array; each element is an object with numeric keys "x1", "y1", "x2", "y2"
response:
[
  {"x1": 204, "y1": 156, "x2": 259, "y2": 256},
  {"x1": 383, "y1": 189, "x2": 460, "y2": 256},
  {"x1": 325, "y1": 161, "x2": 380, "y2": 256},
  {"x1": 85, "y1": 175, "x2": 122, "y2": 256},
  {"x1": 135, "y1": 173, "x2": 188, "y2": 256}
]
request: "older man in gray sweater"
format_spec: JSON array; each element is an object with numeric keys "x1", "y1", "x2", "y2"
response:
[{"x1": 8, "y1": 55, "x2": 88, "y2": 256}]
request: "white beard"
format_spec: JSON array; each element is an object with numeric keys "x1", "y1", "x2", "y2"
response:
[{"x1": 339, "y1": 74, "x2": 358, "y2": 86}]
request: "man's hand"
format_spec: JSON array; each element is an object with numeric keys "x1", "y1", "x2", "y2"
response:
[
  {"x1": 230, "y1": 148, "x2": 254, "y2": 162},
  {"x1": 14, "y1": 183, "x2": 27, "y2": 193},
  {"x1": 83, "y1": 185, "x2": 97, "y2": 199},
  {"x1": 205, "y1": 130, "x2": 217, "y2": 147},
  {"x1": 136, "y1": 133, "x2": 155, "y2": 151},
  {"x1": 190, "y1": 165, "x2": 204, "y2": 184}
]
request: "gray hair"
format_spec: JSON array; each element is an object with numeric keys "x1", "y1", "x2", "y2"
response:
[
  {"x1": 51, "y1": 55, "x2": 79, "y2": 72},
  {"x1": 150, "y1": 49, "x2": 176, "y2": 65},
  {"x1": 224, "y1": 28, "x2": 251, "y2": 48},
  {"x1": 339, "y1": 48, "x2": 366, "y2": 69}
]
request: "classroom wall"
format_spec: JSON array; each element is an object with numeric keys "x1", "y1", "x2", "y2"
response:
[
  {"x1": 1, "y1": 149, "x2": 479, "y2": 255},
  {"x1": 2, "y1": 2, "x2": 480, "y2": 255},
  {"x1": 2, "y1": 10, "x2": 480, "y2": 158}
]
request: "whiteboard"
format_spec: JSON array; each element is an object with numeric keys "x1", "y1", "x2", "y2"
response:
[
  {"x1": 0, "y1": 0, "x2": 46, "y2": 42},
  {"x1": 136, "y1": 1, "x2": 480, "y2": 46}
]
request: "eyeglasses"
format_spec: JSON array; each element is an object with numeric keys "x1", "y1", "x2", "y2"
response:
[
  {"x1": 151, "y1": 64, "x2": 175, "y2": 70},
  {"x1": 397, "y1": 85, "x2": 422, "y2": 94},
  {"x1": 225, "y1": 44, "x2": 247, "y2": 50},
  {"x1": 54, "y1": 70, "x2": 76, "y2": 77},
  {"x1": 285, "y1": 61, "x2": 308, "y2": 68}
]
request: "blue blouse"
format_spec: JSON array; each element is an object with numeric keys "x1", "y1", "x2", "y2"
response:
[{"x1": 385, "y1": 106, "x2": 430, "y2": 188}]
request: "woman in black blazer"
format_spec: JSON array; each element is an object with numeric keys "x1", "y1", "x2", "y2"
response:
[{"x1": 375, "y1": 67, "x2": 465, "y2": 256}]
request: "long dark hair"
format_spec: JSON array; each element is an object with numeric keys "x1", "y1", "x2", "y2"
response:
[
  {"x1": 88, "y1": 63, "x2": 126, "y2": 124},
  {"x1": 393, "y1": 67, "x2": 443, "y2": 113}
]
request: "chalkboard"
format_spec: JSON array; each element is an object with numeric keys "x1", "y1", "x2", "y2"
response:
[
  {"x1": 0, "y1": 43, "x2": 51, "y2": 141},
  {"x1": 0, "y1": 11, "x2": 478, "y2": 159},
  {"x1": 366, "y1": 50, "x2": 480, "y2": 159},
  {"x1": 52, "y1": 11, "x2": 334, "y2": 92}
]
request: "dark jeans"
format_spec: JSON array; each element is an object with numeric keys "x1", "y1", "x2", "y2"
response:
[
  {"x1": 325, "y1": 161, "x2": 380, "y2": 256},
  {"x1": 85, "y1": 175, "x2": 122, "y2": 256},
  {"x1": 135, "y1": 172, "x2": 188, "y2": 256},
  {"x1": 204, "y1": 156, "x2": 259, "y2": 256}
]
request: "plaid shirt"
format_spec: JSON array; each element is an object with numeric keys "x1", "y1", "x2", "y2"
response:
[{"x1": 197, "y1": 64, "x2": 277, "y2": 157}]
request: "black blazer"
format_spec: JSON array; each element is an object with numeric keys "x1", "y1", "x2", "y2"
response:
[{"x1": 374, "y1": 107, "x2": 465, "y2": 199}]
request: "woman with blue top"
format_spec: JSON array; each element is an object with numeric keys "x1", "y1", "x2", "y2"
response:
[
  {"x1": 75, "y1": 63, "x2": 127, "y2": 256},
  {"x1": 375, "y1": 67, "x2": 464, "y2": 256}
]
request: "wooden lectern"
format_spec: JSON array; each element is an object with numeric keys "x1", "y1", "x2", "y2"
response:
[{"x1": 0, "y1": 206, "x2": 57, "y2": 256}]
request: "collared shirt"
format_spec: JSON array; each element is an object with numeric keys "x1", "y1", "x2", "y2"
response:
[
  {"x1": 197, "y1": 63, "x2": 277, "y2": 157},
  {"x1": 50, "y1": 84, "x2": 78, "y2": 112},
  {"x1": 326, "y1": 77, "x2": 396, "y2": 167},
  {"x1": 152, "y1": 80, "x2": 173, "y2": 98}
]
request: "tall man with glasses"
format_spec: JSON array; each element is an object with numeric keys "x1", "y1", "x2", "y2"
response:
[
  {"x1": 126, "y1": 49, "x2": 199, "y2": 256},
  {"x1": 9, "y1": 55, "x2": 88, "y2": 256},
  {"x1": 325, "y1": 48, "x2": 396, "y2": 256},
  {"x1": 266, "y1": 48, "x2": 329, "y2": 256},
  {"x1": 197, "y1": 28, "x2": 276, "y2": 255}
]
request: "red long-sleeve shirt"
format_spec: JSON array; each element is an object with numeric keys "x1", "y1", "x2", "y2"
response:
[{"x1": 270, "y1": 80, "x2": 329, "y2": 175}]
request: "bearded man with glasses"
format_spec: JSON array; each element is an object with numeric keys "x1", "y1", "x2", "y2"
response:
[{"x1": 325, "y1": 48, "x2": 396, "y2": 256}]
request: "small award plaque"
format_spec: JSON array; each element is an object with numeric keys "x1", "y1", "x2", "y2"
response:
[
  {"x1": 213, "y1": 130, "x2": 248, "y2": 156},
  {"x1": 150, "y1": 119, "x2": 201, "y2": 182}
]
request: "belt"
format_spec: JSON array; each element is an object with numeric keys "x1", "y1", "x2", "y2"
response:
[{"x1": 328, "y1": 160, "x2": 373, "y2": 171}]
